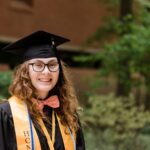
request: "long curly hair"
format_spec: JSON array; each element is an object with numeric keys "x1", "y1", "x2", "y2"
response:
[{"x1": 9, "y1": 61, "x2": 80, "y2": 132}]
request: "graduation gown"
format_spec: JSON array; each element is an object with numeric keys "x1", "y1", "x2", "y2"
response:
[{"x1": 0, "y1": 101, "x2": 85, "y2": 150}]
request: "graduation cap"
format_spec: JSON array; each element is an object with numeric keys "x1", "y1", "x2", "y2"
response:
[{"x1": 1, "y1": 30, "x2": 70, "y2": 62}]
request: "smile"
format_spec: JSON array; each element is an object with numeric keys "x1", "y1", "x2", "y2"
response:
[{"x1": 38, "y1": 78, "x2": 52, "y2": 83}]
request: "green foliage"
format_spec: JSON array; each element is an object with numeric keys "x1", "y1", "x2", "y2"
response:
[
  {"x1": 79, "y1": 10, "x2": 150, "y2": 97},
  {"x1": 100, "y1": 11, "x2": 150, "y2": 97},
  {"x1": 79, "y1": 1, "x2": 150, "y2": 150},
  {"x1": 137, "y1": 0, "x2": 150, "y2": 7},
  {"x1": 83, "y1": 128, "x2": 101, "y2": 150},
  {"x1": 82, "y1": 94, "x2": 150, "y2": 150},
  {"x1": 0, "y1": 71, "x2": 12, "y2": 99},
  {"x1": 83, "y1": 94, "x2": 150, "y2": 137}
]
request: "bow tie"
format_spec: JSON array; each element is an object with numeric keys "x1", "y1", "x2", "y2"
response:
[{"x1": 32, "y1": 95, "x2": 60, "y2": 110}]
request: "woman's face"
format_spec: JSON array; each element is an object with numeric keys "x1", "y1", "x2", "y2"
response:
[{"x1": 28, "y1": 57, "x2": 59, "y2": 98}]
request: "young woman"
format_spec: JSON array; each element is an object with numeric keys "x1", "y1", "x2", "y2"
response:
[{"x1": 0, "y1": 30, "x2": 85, "y2": 150}]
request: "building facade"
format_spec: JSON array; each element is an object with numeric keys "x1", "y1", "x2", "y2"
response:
[{"x1": 0, "y1": 0, "x2": 112, "y2": 47}]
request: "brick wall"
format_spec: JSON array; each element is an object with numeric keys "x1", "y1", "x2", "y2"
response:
[{"x1": 0, "y1": 0, "x2": 116, "y2": 46}]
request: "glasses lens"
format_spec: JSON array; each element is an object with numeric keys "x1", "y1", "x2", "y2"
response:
[
  {"x1": 48, "y1": 62, "x2": 59, "y2": 72},
  {"x1": 33, "y1": 63, "x2": 44, "y2": 72}
]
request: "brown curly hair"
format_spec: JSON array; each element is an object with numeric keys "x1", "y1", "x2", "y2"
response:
[{"x1": 9, "y1": 61, "x2": 80, "y2": 132}]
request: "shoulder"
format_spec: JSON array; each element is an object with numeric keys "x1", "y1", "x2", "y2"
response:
[
  {"x1": 0, "y1": 100, "x2": 10, "y2": 110},
  {"x1": 0, "y1": 100, "x2": 12, "y2": 117}
]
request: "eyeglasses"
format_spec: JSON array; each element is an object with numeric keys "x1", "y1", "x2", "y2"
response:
[{"x1": 29, "y1": 61, "x2": 59, "y2": 72}]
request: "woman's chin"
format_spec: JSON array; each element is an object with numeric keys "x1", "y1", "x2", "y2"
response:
[{"x1": 36, "y1": 86, "x2": 53, "y2": 94}]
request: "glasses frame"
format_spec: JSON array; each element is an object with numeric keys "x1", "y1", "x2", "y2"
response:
[{"x1": 28, "y1": 62, "x2": 59, "y2": 72}]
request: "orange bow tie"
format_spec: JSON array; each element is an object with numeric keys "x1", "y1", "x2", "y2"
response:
[{"x1": 32, "y1": 95, "x2": 60, "y2": 110}]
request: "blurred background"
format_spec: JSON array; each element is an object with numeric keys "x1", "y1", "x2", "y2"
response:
[{"x1": 0, "y1": 0, "x2": 150, "y2": 150}]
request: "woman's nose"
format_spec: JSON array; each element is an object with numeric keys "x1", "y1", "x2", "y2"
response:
[{"x1": 42, "y1": 65, "x2": 50, "y2": 73}]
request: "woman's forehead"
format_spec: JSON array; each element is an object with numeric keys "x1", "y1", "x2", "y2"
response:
[{"x1": 28, "y1": 57, "x2": 57, "y2": 63}]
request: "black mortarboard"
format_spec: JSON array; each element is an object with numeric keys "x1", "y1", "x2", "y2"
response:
[{"x1": 1, "y1": 30, "x2": 70, "y2": 62}]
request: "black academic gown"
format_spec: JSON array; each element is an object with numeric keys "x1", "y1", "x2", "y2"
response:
[{"x1": 0, "y1": 101, "x2": 85, "y2": 150}]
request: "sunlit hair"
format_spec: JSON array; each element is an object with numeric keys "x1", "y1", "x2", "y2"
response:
[{"x1": 9, "y1": 60, "x2": 80, "y2": 132}]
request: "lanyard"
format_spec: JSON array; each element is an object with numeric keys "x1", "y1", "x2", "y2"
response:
[
  {"x1": 28, "y1": 109, "x2": 56, "y2": 150},
  {"x1": 37, "y1": 110, "x2": 55, "y2": 150},
  {"x1": 28, "y1": 110, "x2": 35, "y2": 150}
]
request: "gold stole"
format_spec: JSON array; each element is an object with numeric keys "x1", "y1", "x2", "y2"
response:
[
  {"x1": 57, "y1": 116, "x2": 76, "y2": 150},
  {"x1": 9, "y1": 96, "x2": 76, "y2": 150},
  {"x1": 9, "y1": 96, "x2": 41, "y2": 150}
]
